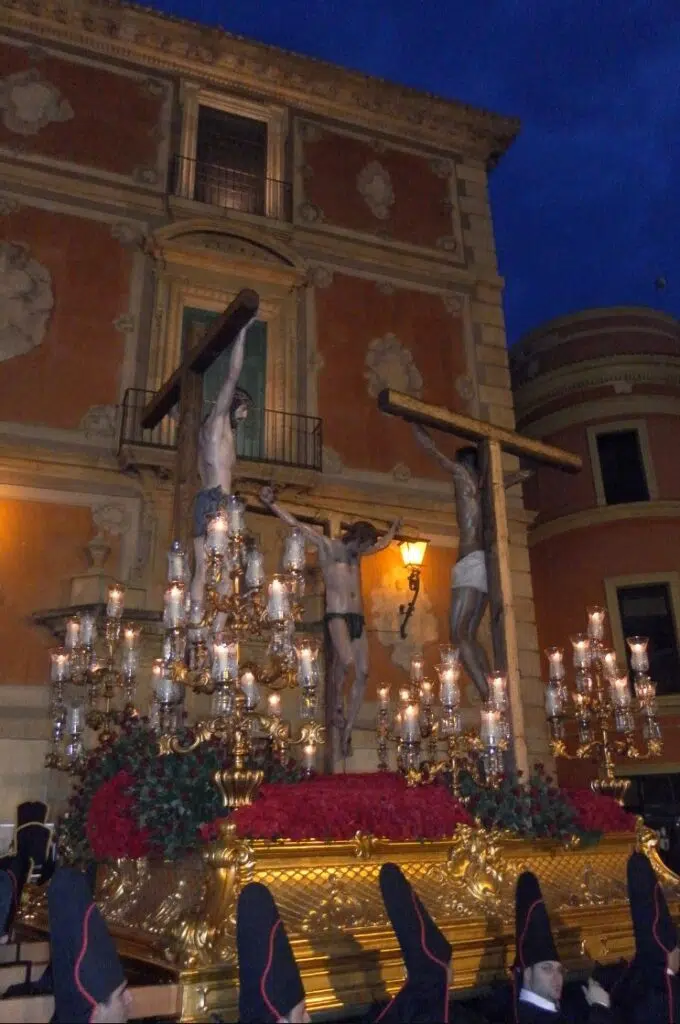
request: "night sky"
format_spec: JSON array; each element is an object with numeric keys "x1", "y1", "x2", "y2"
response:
[{"x1": 145, "y1": 0, "x2": 680, "y2": 344}]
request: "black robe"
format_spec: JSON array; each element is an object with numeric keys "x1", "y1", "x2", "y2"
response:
[{"x1": 516, "y1": 1002, "x2": 612, "y2": 1023}]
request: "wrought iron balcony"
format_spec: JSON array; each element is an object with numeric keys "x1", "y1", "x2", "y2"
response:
[
  {"x1": 119, "y1": 389, "x2": 322, "y2": 473},
  {"x1": 171, "y1": 155, "x2": 292, "y2": 220}
]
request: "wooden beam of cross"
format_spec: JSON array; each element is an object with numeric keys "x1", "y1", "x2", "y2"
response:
[
  {"x1": 142, "y1": 288, "x2": 259, "y2": 549},
  {"x1": 378, "y1": 388, "x2": 582, "y2": 775}
]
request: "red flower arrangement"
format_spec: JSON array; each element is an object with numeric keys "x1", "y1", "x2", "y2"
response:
[
  {"x1": 230, "y1": 772, "x2": 474, "y2": 841},
  {"x1": 86, "y1": 770, "x2": 151, "y2": 860},
  {"x1": 563, "y1": 788, "x2": 636, "y2": 833}
]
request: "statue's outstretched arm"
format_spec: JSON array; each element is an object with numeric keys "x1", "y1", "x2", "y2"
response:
[
  {"x1": 259, "y1": 487, "x2": 330, "y2": 550},
  {"x1": 412, "y1": 424, "x2": 457, "y2": 474},
  {"x1": 211, "y1": 324, "x2": 252, "y2": 421}
]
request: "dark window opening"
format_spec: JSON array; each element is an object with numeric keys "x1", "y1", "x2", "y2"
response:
[
  {"x1": 596, "y1": 429, "x2": 649, "y2": 505},
  {"x1": 194, "y1": 107, "x2": 267, "y2": 214},
  {"x1": 617, "y1": 582, "x2": 680, "y2": 695}
]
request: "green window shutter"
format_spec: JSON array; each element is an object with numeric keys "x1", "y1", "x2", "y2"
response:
[{"x1": 181, "y1": 308, "x2": 268, "y2": 457}]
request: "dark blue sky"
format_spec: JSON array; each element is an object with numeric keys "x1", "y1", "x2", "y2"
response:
[{"x1": 146, "y1": 0, "x2": 680, "y2": 344}]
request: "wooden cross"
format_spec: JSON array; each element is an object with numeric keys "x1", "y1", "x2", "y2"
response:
[
  {"x1": 378, "y1": 388, "x2": 582, "y2": 774},
  {"x1": 141, "y1": 289, "x2": 260, "y2": 549}
]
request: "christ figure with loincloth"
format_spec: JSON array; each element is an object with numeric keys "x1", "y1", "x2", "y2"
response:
[
  {"x1": 189, "y1": 326, "x2": 254, "y2": 610},
  {"x1": 413, "y1": 425, "x2": 530, "y2": 701},
  {"x1": 260, "y1": 486, "x2": 401, "y2": 760}
]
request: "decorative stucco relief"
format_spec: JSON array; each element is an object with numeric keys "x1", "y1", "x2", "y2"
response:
[
  {"x1": 356, "y1": 161, "x2": 394, "y2": 220},
  {"x1": 114, "y1": 314, "x2": 136, "y2": 335},
  {"x1": 442, "y1": 293, "x2": 463, "y2": 315},
  {"x1": 110, "y1": 223, "x2": 145, "y2": 248},
  {"x1": 370, "y1": 565, "x2": 438, "y2": 671},
  {"x1": 365, "y1": 333, "x2": 423, "y2": 399},
  {"x1": 430, "y1": 157, "x2": 454, "y2": 178},
  {"x1": 306, "y1": 265, "x2": 333, "y2": 289},
  {"x1": 0, "y1": 241, "x2": 54, "y2": 362},
  {"x1": 92, "y1": 503, "x2": 131, "y2": 537},
  {"x1": 391, "y1": 462, "x2": 411, "y2": 483},
  {"x1": 455, "y1": 375, "x2": 475, "y2": 404},
  {"x1": 298, "y1": 201, "x2": 325, "y2": 224},
  {"x1": 79, "y1": 405, "x2": 117, "y2": 440},
  {"x1": 0, "y1": 197, "x2": 20, "y2": 217},
  {"x1": 375, "y1": 280, "x2": 395, "y2": 296},
  {"x1": 298, "y1": 120, "x2": 325, "y2": 143},
  {"x1": 436, "y1": 235, "x2": 458, "y2": 253},
  {"x1": 322, "y1": 446, "x2": 344, "y2": 475},
  {"x1": 0, "y1": 69, "x2": 74, "y2": 136}
]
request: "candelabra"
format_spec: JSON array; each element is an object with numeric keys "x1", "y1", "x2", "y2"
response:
[
  {"x1": 46, "y1": 495, "x2": 325, "y2": 800},
  {"x1": 45, "y1": 583, "x2": 141, "y2": 771},
  {"x1": 375, "y1": 647, "x2": 510, "y2": 793},
  {"x1": 544, "y1": 605, "x2": 663, "y2": 804}
]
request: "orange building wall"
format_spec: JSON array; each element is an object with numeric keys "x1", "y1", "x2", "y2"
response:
[
  {"x1": 0, "y1": 205, "x2": 132, "y2": 428},
  {"x1": 315, "y1": 273, "x2": 466, "y2": 475},
  {"x1": 360, "y1": 544, "x2": 457, "y2": 699},
  {"x1": 302, "y1": 126, "x2": 454, "y2": 249},
  {"x1": 0, "y1": 41, "x2": 167, "y2": 178},
  {"x1": 530, "y1": 519, "x2": 680, "y2": 785},
  {"x1": 0, "y1": 499, "x2": 120, "y2": 686}
]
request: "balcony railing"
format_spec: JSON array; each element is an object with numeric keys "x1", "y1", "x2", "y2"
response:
[
  {"x1": 119, "y1": 389, "x2": 323, "y2": 473},
  {"x1": 172, "y1": 155, "x2": 292, "y2": 220}
]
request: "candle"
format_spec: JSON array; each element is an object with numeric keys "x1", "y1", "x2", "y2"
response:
[
  {"x1": 240, "y1": 669, "x2": 259, "y2": 708},
  {"x1": 611, "y1": 676, "x2": 631, "y2": 708},
  {"x1": 420, "y1": 680, "x2": 434, "y2": 706},
  {"x1": 378, "y1": 685, "x2": 390, "y2": 709},
  {"x1": 410, "y1": 657, "x2": 424, "y2": 685},
  {"x1": 296, "y1": 641, "x2": 316, "y2": 684},
  {"x1": 602, "y1": 649, "x2": 618, "y2": 679},
  {"x1": 267, "y1": 576, "x2": 290, "y2": 622},
  {"x1": 402, "y1": 704, "x2": 420, "y2": 742},
  {"x1": 155, "y1": 670, "x2": 181, "y2": 705},
  {"x1": 188, "y1": 599, "x2": 205, "y2": 626},
  {"x1": 439, "y1": 645, "x2": 459, "y2": 669},
  {"x1": 50, "y1": 648, "x2": 70, "y2": 683},
  {"x1": 398, "y1": 687, "x2": 411, "y2": 706},
  {"x1": 587, "y1": 605, "x2": 606, "y2": 641},
  {"x1": 106, "y1": 583, "x2": 125, "y2": 619},
  {"x1": 122, "y1": 648, "x2": 139, "y2": 677},
  {"x1": 627, "y1": 636, "x2": 649, "y2": 673},
  {"x1": 66, "y1": 703, "x2": 85, "y2": 735},
  {"x1": 489, "y1": 673, "x2": 507, "y2": 708},
  {"x1": 302, "y1": 743, "x2": 316, "y2": 772},
  {"x1": 123, "y1": 625, "x2": 139, "y2": 652},
  {"x1": 571, "y1": 633, "x2": 591, "y2": 669},
  {"x1": 64, "y1": 617, "x2": 80, "y2": 652},
  {"x1": 163, "y1": 582, "x2": 186, "y2": 628},
  {"x1": 437, "y1": 664, "x2": 461, "y2": 709},
  {"x1": 212, "y1": 639, "x2": 239, "y2": 681},
  {"x1": 283, "y1": 528, "x2": 306, "y2": 572},
  {"x1": 245, "y1": 549, "x2": 265, "y2": 589},
  {"x1": 225, "y1": 495, "x2": 245, "y2": 537},
  {"x1": 545, "y1": 685, "x2": 562, "y2": 719},
  {"x1": 80, "y1": 613, "x2": 96, "y2": 647},
  {"x1": 167, "y1": 541, "x2": 186, "y2": 582},
  {"x1": 268, "y1": 693, "x2": 281, "y2": 718},
  {"x1": 545, "y1": 646, "x2": 565, "y2": 682},
  {"x1": 480, "y1": 707, "x2": 501, "y2": 745},
  {"x1": 205, "y1": 510, "x2": 229, "y2": 554}
]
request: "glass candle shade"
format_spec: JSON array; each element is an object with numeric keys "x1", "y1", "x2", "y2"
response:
[
  {"x1": 545, "y1": 646, "x2": 566, "y2": 683},
  {"x1": 80, "y1": 613, "x2": 96, "y2": 647},
  {"x1": 226, "y1": 495, "x2": 245, "y2": 537},
  {"x1": 436, "y1": 663, "x2": 461, "y2": 709},
  {"x1": 244, "y1": 549, "x2": 265, "y2": 590},
  {"x1": 205, "y1": 510, "x2": 229, "y2": 555},
  {"x1": 240, "y1": 669, "x2": 259, "y2": 709},
  {"x1": 212, "y1": 639, "x2": 239, "y2": 682},
  {"x1": 282, "y1": 528, "x2": 306, "y2": 572},
  {"x1": 480, "y1": 706, "x2": 502, "y2": 746},
  {"x1": 266, "y1": 576, "x2": 290, "y2": 623},
  {"x1": 571, "y1": 633, "x2": 591, "y2": 669},
  {"x1": 402, "y1": 704, "x2": 420, "y2": 742},
  {"x1": 545, "y1": 683, "x2": 563, "y2": 719},
  {"x1": 627, "y1": 636, "x2": 650, "y2": 674},
  {"x1": 64, "y1": 617, "x2": 81, "y2": 652},
  {"x1": 587, "y1": 605, "x2": 606, "y2": 641},
  {"x1": 106, "y1": 584, "x2": 125, "y2": 619},
  {"x1": 50, "y1": 648, "x2": 71, "y2": 683},
  {"x1": 163, "y1": 582, "x2": 186, "y2": 628},
  {"x1": 167, "y1": 541, "x2": 186, "y2": 583}
]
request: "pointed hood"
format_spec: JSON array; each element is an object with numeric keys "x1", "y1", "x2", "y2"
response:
[
  {"x1": 237, "y1": 882, "x2": 305, "y2": 1023},
  {"x1": 627, "y1": 851, "x2": 677, "y2": 967},
  {"x1": 514, "y1": 870, "x2": 559, "y2": 970}
]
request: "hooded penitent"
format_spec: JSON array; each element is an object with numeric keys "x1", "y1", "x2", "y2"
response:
[
  {"x1": 48, "y1": 867, "x2": 126, "y2": 1024},
  {"x1": 237, "y1": 882, "x2": 305, "y2": 1024},
  {"x1": 513, "y1": 871, "x2": 560, "y2": 1021},
  {"x1": 0, "y1": 852, "x2": 30, "y2": 939},
  {"x1": 622, "y1": 851, "x2": 678, "y2": 1023},
  {"x1": 14, "y1": 800, "x2": 54, "y2": 882},
  {"x1": 375, "y1": 862, "x2": 452, "y2": 1024}
]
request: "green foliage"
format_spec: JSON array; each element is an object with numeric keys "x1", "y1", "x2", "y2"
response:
[{"x1": 457, "y1": 765, "x2": 585, "y2": 840}]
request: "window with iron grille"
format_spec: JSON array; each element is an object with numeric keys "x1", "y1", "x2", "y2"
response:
[
  {"x1": 617, "y1": 582, "x2": 680, "y2": 695},
  {"x1": 194, "y1": 107, "x2": 268, "y2": 215}
]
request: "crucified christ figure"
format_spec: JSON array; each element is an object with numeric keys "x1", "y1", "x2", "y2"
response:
[
  {"x1": 413, "y1": 425, "x2": 530, "y2": 701},
  {"x1": 189, "y1": 326, "x2": 254, "y2": 610},
  {"x1": 260, "y1": 486, "x2": 402, "y2": 761}
]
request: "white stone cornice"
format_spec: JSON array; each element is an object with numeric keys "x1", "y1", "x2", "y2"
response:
[
  {"x1": 514, "y1": 354, "x2": 680, "y2": 421},
  {"x1": 528, "y1": 500, "x2": 680, "y2": 547},
  {"x1": 519, "y1": 394, "x2": 680, "y2": 439}
]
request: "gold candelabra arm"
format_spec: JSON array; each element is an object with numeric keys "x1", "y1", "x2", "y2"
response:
[{"x1": 288, "y1": 722, "x2": 326, "y2": 748}]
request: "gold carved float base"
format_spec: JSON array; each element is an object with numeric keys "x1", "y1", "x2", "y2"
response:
[{"x1": 21, "y1": 821, "x2": 680, "y2": 1022}]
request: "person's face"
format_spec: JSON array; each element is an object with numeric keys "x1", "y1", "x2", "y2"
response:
[
  {"x1": 669, "y1": 946, "x2": 680, "y2": 974},
  {"x1": 91, "y1": 982, "x2": 133, "y2": 1024},
  {"x1": 524, "y1": 961, "x2": 564, "y2": 1004},
  {"x1": 280, "y1": 999, "x2": 310, "y2": 1023}
]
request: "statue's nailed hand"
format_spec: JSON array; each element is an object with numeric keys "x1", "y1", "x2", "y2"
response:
[{"x1": 259, "y1": 486, "x2": 275, "y2": 506}]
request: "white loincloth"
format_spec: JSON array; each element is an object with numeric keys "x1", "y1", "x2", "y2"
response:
[{"x1": 451, "y1": 549, "x2": 488, "y2": 593}]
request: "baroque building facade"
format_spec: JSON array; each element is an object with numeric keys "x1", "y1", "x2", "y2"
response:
[
  {"x1": 0, "y1": 0, "x2": 546, "y2": 818},
  {"x1": 513, "y1": 306, "x2": 680, "y2": 791}
]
